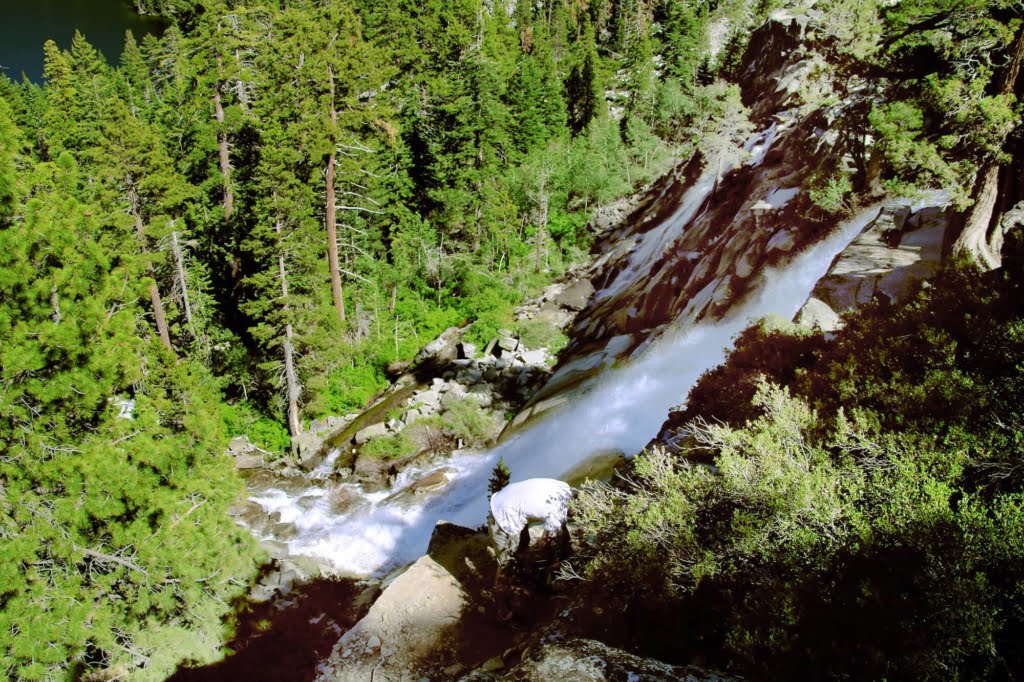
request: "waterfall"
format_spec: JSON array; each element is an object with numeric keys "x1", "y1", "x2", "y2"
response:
[{"x1": 247, "y1": 200, "x2": 884, "y2": 578}]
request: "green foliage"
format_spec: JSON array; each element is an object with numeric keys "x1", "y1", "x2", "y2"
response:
[
  {"x1": 574, "y1": 264, "x2": 1024, "y2": 678},
  {"x1": 516, "y1": 318, "x2": 569, "y2": 354},
  {"x1": 417, "y1": 398, "x2": 499, "y2": 449},
  {"x1": 314, "y1": 357, "x2": 390, "y2": 417},
  {"x1": 437, "y1": 398, "x2": 498, "y2": 445},
  {"x1": 361, "y1": 431, "x2": 417, "y2": 460},
  {"x1": 489, "y1": 456, "x2": 511, "y2": 495},
  {"x1": 221, "y1": 401, "x2": 292, "y2": 455},
  {"x1": 808, "y1": 172, "x2": 853, "y2": 215}
]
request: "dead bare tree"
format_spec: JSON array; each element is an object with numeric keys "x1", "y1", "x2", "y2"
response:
[{"x1": 126, "y1": 173, "x2": 173, "y2": 353}]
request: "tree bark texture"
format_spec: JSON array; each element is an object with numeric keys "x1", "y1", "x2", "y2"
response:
[
  {"x1": 275, "y1": 217, "x2": 301, "y2": 437},
  {"x1": 326, "y1": 64, "x2": 346, "y2": 325},
  {"x1": 129, "y1": 178, "x2": 173, "y2": 352},
  {"x1": 170, "y1": 231, "x2": 196, "y2": 338},
  {"x1": 213, "y1": 87, "x2": 234, "y2": 220},
  {"x1": 952, "y1": 28, "x2": 1024, "y2": 268}
]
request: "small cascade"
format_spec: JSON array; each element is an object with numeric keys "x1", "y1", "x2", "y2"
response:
[{"x1": 241, "y1": 200, "x2": 884, "y2": 578}]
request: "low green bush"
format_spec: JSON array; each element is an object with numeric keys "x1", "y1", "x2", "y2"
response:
[
  {"x1": 221, "y1": 401, "x2": 292, "y2": 455},
  {"x1": 573, "y1": 263, "x2": 1024, "y2": 678},
  {"x1": 361, "y1": 431, "x2": 417, "y2": 461},
  {"x1": 417, "y1": 398, "x2": 498, "y2": 448},
  {"x1": 516, "y1": 318, "x2": 569, "y2": 353}
]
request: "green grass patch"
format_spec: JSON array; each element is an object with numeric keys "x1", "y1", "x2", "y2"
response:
[
  {"x1": 516, "y1": 318, "x2": 569, "y2": 353},
  {"x1": 360, "y1": 431, "x2": 417, "y2": 460}
]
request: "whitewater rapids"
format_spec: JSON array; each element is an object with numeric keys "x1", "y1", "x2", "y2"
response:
[{"x1": 248, "y1": 197, "x2": 884, "y2": 577}]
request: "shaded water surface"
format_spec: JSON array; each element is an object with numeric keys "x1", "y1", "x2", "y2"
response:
[{"x1": 0, "y1": 0, "x2": 167, "y2": 83}]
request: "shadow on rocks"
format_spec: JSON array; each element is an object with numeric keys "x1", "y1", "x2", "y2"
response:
[{"x1": 166, "y1": 574, "x2": 369, "y2": 682}]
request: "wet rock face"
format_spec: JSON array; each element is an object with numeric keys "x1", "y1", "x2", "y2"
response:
[{"x1": 796, "y1": 200, "x2": 951, "y2": 332}]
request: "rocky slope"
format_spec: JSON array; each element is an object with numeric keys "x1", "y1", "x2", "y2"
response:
[
  {"x1": 224, "y1": 6, "x2": 988, "y2": 681},
  {"x1": 508, "y1": 6, "x2": 957, "y2": 433}
]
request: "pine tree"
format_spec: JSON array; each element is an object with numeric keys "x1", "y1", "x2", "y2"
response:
[
  {"x1": 489, "y1": 456, "x2": 511, "y2": 495},
  {"x1": 565, "y1": 17, "x2": 604, "y2": 136}
]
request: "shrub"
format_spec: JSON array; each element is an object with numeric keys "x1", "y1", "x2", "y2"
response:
[
  {"x1": 416, "y1": 398, "x2": 499, "y2": 450},
  {"x1": 516, "y1": 318, "x2": 569, "y2": 353},
  {"x1": 808, "y1": 172, "x2": 853, "y2": 215},
  {"x1": 361, "y1": 432, "x2": 417, "y2": 461},
  {"x1": 221, "y1": 401, "x2": 292, "y2": 455},
  {"x1": 574, "y1": 381, "x2": 1024, "y2": 678},
  {"x1": 314, "y1": 360, "x2": 388, "y2": 416},
  {"x1": 572, "y1": 263, "x2": 1024, "y2": 678}
]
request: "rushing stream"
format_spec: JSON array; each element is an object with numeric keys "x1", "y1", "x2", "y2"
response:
[{"x1": 249, "y1": 196, "x2": 885, "y2": 577}]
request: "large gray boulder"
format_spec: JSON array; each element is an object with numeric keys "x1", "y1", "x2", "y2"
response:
[
  {"x1": 318, "y1": 555, "x2": 468, "y2": 681},
  {"x1": 414, "y1": 326, "x2": 461, "y2": 366},
  {"x1": 354, "y1": 422, "x2": 388, "y2": 445},
  {"x1": 553, "y1": 279, "x2": 596, "y2": 311}
]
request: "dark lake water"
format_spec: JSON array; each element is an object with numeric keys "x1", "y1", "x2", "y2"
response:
[{"x1": 0, "y1": 0, "x2": 168, "y2": 83}]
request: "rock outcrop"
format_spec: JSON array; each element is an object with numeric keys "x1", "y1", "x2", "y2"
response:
[
  {"x1": 317, "y1": 555, "x2": 468, "y2": 681},
  {"x1": 479, "y1": 638, "x2": 732, "y2": 682},
  {"x1": 795, "y1": 199, "x2": 951, "y2": 331}
]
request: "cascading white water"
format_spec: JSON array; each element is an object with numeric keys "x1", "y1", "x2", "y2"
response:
[{"x1": 248, "y1": 200, "x2": 885, "y2": 578}]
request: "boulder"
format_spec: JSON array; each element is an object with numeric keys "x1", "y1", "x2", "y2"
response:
[
  {"x1": 553, "y1": 279, "x2": 595, "y2": 311},
  {"x1": 457, "y1": 341, "x2": 478, "y2": 359},
  {"x1": 318, "y1": 555, "x2": 467, "y2": 681},
  {"x1": 328, "y1": 485, "x2": 364, "y2": 515},
  {"x1": 796, "y1": 296, "x2": 841, "y2": 332},
  {"x1": 414, "y1": 389, "x2": 442, "y2": 408},
  {"x1": 354, "y1": 422, "x2": 389, "y2": 445},
  {"x1": 463, "y1": 387, "x2": 493, "y2": 408},
  {"x1": 227, "y1": 500, "x2": 267, "y2": 531},
  {"x1": 292, "y1": 429, "x2": 324, "y2": 470},
  {"x1": 519, "y1": 349, "x2": 548, "y2": 366},
  {"x1": 409, "y1": 470, "x2": 451, "y2": 494},
  {"x1": 268, "y1": 521, "x2": 298, "y2": 540},
  {"x1": 441, "y1": 383, "x2": 469, "y2": 407},
  {"x1": 457, "y1": 368, "x2": 483, "y2": 384},
  {"x1": 513, "y1": 639, "x2": 733, "y2": 681},
  {"x1": 227, "y1": 435, "x2": 252, "y2": 455},
  {"x1": 414, "y1": 326, "x2": 461, "y2": 366},
  {"x1": 385, "y1": 359, "x2": 412, "y2": 378},
  {"x1": 535, "y1": 307, "x2": 575, "y2": 329},
  {"x1": 234, "y1": 454, "x2": 265, "y2": 470},
  {"x1": 497, "y1": 337, "x2": 519, "y2": 353}
]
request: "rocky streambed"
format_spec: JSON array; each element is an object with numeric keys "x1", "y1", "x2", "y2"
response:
[{"x1": 223, "y1": 273, "x2": 594, "y2": 580}]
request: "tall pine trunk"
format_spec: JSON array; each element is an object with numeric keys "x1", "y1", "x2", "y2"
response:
[
  {"x1": 326, "y1": 64, "x2": 346, "y2": 325},
  {"x1": 129, "y1": 180, "x2": 173, "y2": 352},
  {"x1": 170, "y1": 231, "x2": 196, "y2": 338},
  {"x1": 952, "y1": 28, "x2": 1024, "y2": 268},
  {"x1": 213, "y1": 84, "x2": 234, "y2": 220},
  {"x1": 276, "y1": 216, "x2": 301, "y2": 438}
]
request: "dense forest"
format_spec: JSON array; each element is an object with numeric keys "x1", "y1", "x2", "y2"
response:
[
  {"x1": 2, "y1": 0, "x2": 1022, "y2": 679},
  {"x1": 0, "y1": 0, "x2": 745, "y2": 677}
]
